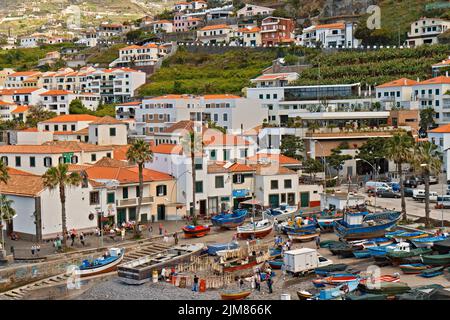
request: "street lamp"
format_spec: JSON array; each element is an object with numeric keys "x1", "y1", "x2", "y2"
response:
[{"x1": 355, "y1": 158, "x2": 380, "y2": 212}]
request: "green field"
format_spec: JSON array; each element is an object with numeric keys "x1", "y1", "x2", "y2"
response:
[{"x1": 138, "y1": 48, "x2": 278, "y2": 96}]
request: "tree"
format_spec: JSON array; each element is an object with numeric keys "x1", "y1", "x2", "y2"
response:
[
  {"x1": 0, "y1": 159, "x2": 10, "y2": 248},
  {"x1": 42, "y1": 164, "x2": 82, "y2": 248},
  {"x1": 386, "y1": 133, "x2": 414, "y2": 222},
  {"x1": 280, "y1": 135, "x2": 304, "y2": 160},
  {"x1": 356, "y1": 137, "x2": 388, "y2": 174},
  {"x1": 181, "y1": 130, "x2": 203, "y2": 226},
  {"x1": 0, "y1": 194, "x2": 15, "y2": 249},
  {"x1": 0, "y1": 159, "x2": 9, "y2": 185},
  {"x1": 26, "y1": 104, "x2": 57, "y2": 127},
  {"x1": 126, "y1": 140, "x2": 153, "y2": 237},
  {"x1": 303, "y1": 158, "x2": 323, "y2": 182},
  {"x1": 69, "y1": 99, "x2": 91, "y2": 115},
  {"x1": 327, "y1": 146, "x2": 352, "y2": 179},
  {"x1": 420, "y1": 107, "x2": 436, "y2": 131},
  {"x1": 411, "y1": 141, "x2": 442, "y2": 228},
  {"x1": 307, "y1": 121, "x2": 320, "y2": 133},
  {"x1": 207, "y1": 121, "x2": 226, "y2": 134}
]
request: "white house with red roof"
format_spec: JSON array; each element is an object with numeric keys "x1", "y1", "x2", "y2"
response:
[
  {"x1": 237, "y1": 4, "x2": 275, "y2": 18},
  {"x1": 300, "y1": 22, "x2": 359, "y2": 48},
  {"x1": 7, "y1": 87, "x2": 47, "y2": 106},
  {"x1": 375, "y1": 78, "x2": 419, "y2": 110},
  {"x1": 173, "y1": 13, "x2": 203, "y2": 32},
  {"x1": 250, "y1": 72, "x2": 299, "y2": 88},
  {"x1": 432, "y1": 56, "x2": 450, "y2": 77},
  {"x1": 146, "y1": 20, "x2": 174, "y2": 34},
  {"x1": 4, "y1": 71, "x2": 42, "y2": 88},
  {"x1": 110, "y1": 43, "x2": 169, "y2": 68},
  {"x1": 115, "y1": 100, "x2": 141, "y2": 120},
  {"x1": 412, "y1": 76, "x2": 450, "y2": 123},
  {"x1": 196, "y1": 24, "x2": 234, "y2": 44},
  {"x1": 88, "y1": 116, "x2": 128, "y2": 146},
  {"x1": 238, "y1": 26, "x2": 262, "y2": 46},
  {"x1": 0, "y1": 100, "x2": 18, "y2": 121}
]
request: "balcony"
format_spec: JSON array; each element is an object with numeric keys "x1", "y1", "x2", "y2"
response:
[
  {"x1": 415, "y1": 94, "x2": 435, "y2": 101},
  {"x1": 380, "y1": 96, "x2": 396, "y2": 102},
  {"x1": 304, "y1": 126, "x2": 409, "y2": 139}
]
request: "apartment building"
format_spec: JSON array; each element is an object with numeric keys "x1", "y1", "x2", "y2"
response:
[
  {"x1": 250, "y1": 72, "x2": 299, "y2": 88},
  {"x1": 37, "y1": 114, "x2": 99, "y2": 133},
  {"x1": 88, "y1": 116, "x2": 128, "y2": 146},
  {"x1": 197, "y1": 24, "x2": 234, "y2": 44},
  {"x1": 173, "y1": 13, "x2": 203, "y2": 32},
  {"x1": 134, "y1": 94, "x2": 265, "y2": 137},
  {"x1": 110, "y1": 44, "x2": 167, "y2": 68},
  {"x1": 432, "y1": 56, "x2": 450, "y2": 77},
  {"x1": 173, "y1": 0, "x2": 208, "y2": 12},
  {"x1": 97, "y1": 23, "x2": 130, "y2": 39},
  {"x1": 4, "y1": 71, "x2": 42, "y2": 88},
  {"x1": 237, "y1": 4, "x2": 275, "y2": 18},
  {"x1": 375, "y1": 78, "x2": 419, "y2": 110},
  {"x1": 38, "y1": 90, "x2": 98, "y2": 115},
  {"x1": 260, "y1": 16, "x2": 295, "y2": 46},
  {"x1": 300, "y1": 22, "x2": 360, "y2": 48},
  {"x1": 428, "y1": 124, "x2": 450, "y2": 181},
  {"x1": 146, "y1": 20, "x2": 174, "y2": 34},
  {"x1": 407, "y1": 17, "x2": 450, "y2": 47},
  {"x1": 116, "y1": 101, "x2": 141, "y2": 120},
  {"x1": 0, "y1": 68, "x2": 15, "y2": 88},
  {"x1": 240, "y1": 26, "x2": 262, "y2": 47},
  {"x1": 0, "y1": 100, "x2": 18, "y2": 121},
  {"x1": 412, "y1": 76, "x2": 450, "y2": 124}
]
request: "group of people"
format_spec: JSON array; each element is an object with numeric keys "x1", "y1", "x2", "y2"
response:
[
  {"x1": 30, "y1": 244, "x2": 41, "y2": 256},
  {"x1": 252, "y1": 266, "x2": 274, "y2": 294},
  {"x1": 160, "y1": 266, "x2": 178, "y2": 282}
]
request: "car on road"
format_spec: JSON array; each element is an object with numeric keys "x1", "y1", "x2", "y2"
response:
[
  {"x1": 386, "y1": 182, "x2": 400, "y2": 192},
  {"x1": 376, "y1": 190, "x2": 401, "y2": 198},
  {"x1": 404, "y1": 178, "x2": 418, "y2": 188},
  {"x1": 403, "y1": 187, "x2": 414, "y2": 197},
  {"x1": 429, "y1": 175, "x2": 438, "y2": 184},
  {"x1": 412, "y1": 189, "x2": 439, "y2": 202}
]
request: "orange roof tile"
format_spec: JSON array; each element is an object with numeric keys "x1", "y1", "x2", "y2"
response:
[
  {"x1": 376, "y1": 78, "x2": 419, "y2": 88},
  {"x1": 117, "y1": 101, "x2": 141, "y2": 106},
  {"x1": 0, "y1": 145, "x2": 71, "y2": 154},
  {"x1": 7, "y1": 88, "x2": 41, "y2": 94},
  {"x1": 7, "y1": 167, "x2": 34, "y2": 175},
  {"x1": 315, "y1": 23, "x2": 345, "y2": 30},
  {"x1": 90, "y1": 116, "x2": 124, "y2": 125},
  {"x1": 84, "y1": 166, "x2": 173, "y2": 184},
  {"x1": 8, "y1": 71, "x2": 40, "y2": 77},
  {"x1": 39, "y1": 90, "x2": 72, "y2": 96},
  {"x1": 241, "y1": 26, "x2": 261, "y2": 33},
  {"x1": 11, "y1": 105, "x2": 29, "y2": 113},
  {"x1": 41, "y1": 114, "x2": 99, "y2": 123},
  {"x1": 200, "y1": 24, "x2": 231, "y2": 31},
  {"x1": 0, "y1": 174, "x2": 44, "y2": 196},
  {"x1": 151, "y1": 143, "x2": 183, "y2": 155},
  {"x1": 246, "y1": 153, "x2": 301, "y2": 165},
  {"x1": 203, "y1": 94, "x2": 241, "y2": 99},
  {"x1": 112, "y1": 145, "x2": 130, "y2": 161},
  {"x1": 418, "y1": 76, "x2": 450, "y2": 85},
  {"x1": 253, "y1": 73, "x2": 292, "y2": 81},
  {"x1": 0, "y1": 100, "x2": 15, "y2": 106},
  {"x1": 433, "y1": 59, "x2": 450, "y2": 67},
  {"x1": 251, "y1": 163, "x2": 297, "y2": 175},
  {"x1": 207, "y1": 161, "x2": 255, "y2": 174},
  {"x1": 429, "y1": 124, "x2": 450, "y2": 133}
]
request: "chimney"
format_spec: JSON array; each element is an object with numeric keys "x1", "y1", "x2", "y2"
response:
[{"x1": 446, "y1": 71, "x2": 449, "y2": 77}]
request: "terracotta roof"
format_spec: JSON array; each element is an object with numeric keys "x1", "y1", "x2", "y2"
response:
[
  {"x1": 433, "y1": 59, "x2": 450, "y2": 67},
  {"x1": 418, "y1": 76, "x2": 450, "y2": 85},
  {"x1": 7, "y1": 88, "x2": 41, "y2": 94},
  {"x1": 67, "y1": 164, "x2": 91, "y2": 172},
  {"x1": 120, "y1": 45, "x2": 143, "y2": 50},
  {"x1": 41, "y1": 114, "x2": 99, "y2": 123},
  {"x1": 40, "y1": 90, "x2": 72, "y2": 96},
  {"x1": 315, "y1": 23, "x2": 345, "y2": 30},
  {"x1": 200, "y1": 24, "x2": 231, "y2": 31},
  {"x1": 0, "y1": 100, "x2": 15, "y2": 106},
  {"x1": 246, "y1": 153, "x2": 301, "y2": 165},
  {"x1": 253, "y1": 73, "x2": 292, "y2": 81},
  {"x1": 95, "y1": 157, "x2": 129, "y2": 168},
  {"x1": 376, "y1": 78, "x2": 419, "y2": 88},
  {"x1": 203, "y1": 94, "x2": 240, "y2": 99},
  {"x1": 75, "y1": 128, "x2": 89, "y2": 135},
  {"x1": 0, "y1": 173, "x2": 44, "y2": 197},
  {"x1": 112, "y1": 145, "x2": 130, "y2": 161},
  {"x1": 84, "y1": 166, "x2": 173, "y2": 184},
  {"x1": 7, "y1": 167, "x2": 34, "y2": 175},
  {"x1": 90, "y1": 116, "x2": 125, "y2": 125},
  {"x1": 162, "y1": 120, "x2": 203, "y2": 134},
  {"x1": 241, "y1": 26, "x2": 261, "y2": 33},
  {"x1": 19, "y1": 127, "x2": 38, "y2": 132},
  {"x1": 11, "y1": 105, "x2": 29, "y2": 113},
  {"x1": 117, "y1": 101, "x2": 141, "y2": 106},
  {"x1": 251, "y1": 163, "x2": 297, "y2": 175},
  {"x1": 42, "y1": 141, "x2": 114, "y2": 152},
  {"x1": 429, "y1": 124, "x2": 450, "y2": 133},
  {"x1": 151, "y1": 143, "x2": 183, "y2": 155},
  {"x1": 0, "y1": 145, "x2": 72, "y2": 154},
  {"x1": 207, "y1": 161, "x2": 255, "y2": 174},
  {"x1": 8, "y1": 71, "x2": 40, "y2": 77}
]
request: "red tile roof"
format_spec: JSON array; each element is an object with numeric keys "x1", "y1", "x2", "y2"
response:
[
  {"x1": 200, "y1": 24, "x2": 231, "y2": 31},
  {"x1": 11, "y1": 105, "x2": 29, "y2": 113},
  {"x1": 151, "y1": 143, "x2": 183, "y2": 155},
  {"x1": 418, "y1": 76, "x2": 450, "y2": 85},
  {"x1": 41, "y1": 114, "x2": 99, "y2": 123},
  {"x1": 376, "y1": 78, "x2": 418, "y2": 88},
  {"x1": 39, "y1": 90, "x2": 72, "y2": 96},
  {"x1": 90, "y1": 116, "x2": 125, "y2": 125},
  {"x1": 429, "y1": 124, "x2": 450, "y2": 133},
  {"x1": 246, "y1": 153, "x2": 301, "y2": 165}
]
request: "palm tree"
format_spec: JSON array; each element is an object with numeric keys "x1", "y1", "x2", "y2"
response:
[
  {"x1": 42, "y1": 163, "x2": 81, "y2": 248},
  {"x1": 126, "y1": 139, "x2": 153, "y2": 237},
  {"x1": 411, "y1": 141, "x2": 442, "y2": 228},
  {"x1": 385, "y1": 133, "x2": 414, "y2": 222},
  {"x1": 181, "y1": 130, "x2": 203, "y2": 226},
  {"x1": 0, "y1": 195, "x2": 15, "y2": 249},
  {"x1": 0, "y1": 159, "x2": 10, "y2": 249}
]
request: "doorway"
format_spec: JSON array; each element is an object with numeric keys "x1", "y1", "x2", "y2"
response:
[
  {"x1": 157, "y1": 204, "x2": 166, "y2": 221},
  {"x1": 300, "y1": 192, "x2": 310, "y2": 207},
  {"x1": 199, "y1": 200, "x2": 207, "y2": 216}
]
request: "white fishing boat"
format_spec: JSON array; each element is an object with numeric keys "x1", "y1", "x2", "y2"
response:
[{"x1": 262, "y1": 204, "x2": 298, "y2": 222}]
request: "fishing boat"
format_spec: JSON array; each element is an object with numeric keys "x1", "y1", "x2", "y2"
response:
[
  {"x1": 316, "y1": 280, "x2": 359, "y2": 300},
  {"x1": 297, "y1": 290, "x2": 314, "y2": 300},
  {"x1": 385, "y1": 230, "x2": 405, "y2": 238},
  {"x1": 399, "y1": 263, "x2": 430, "y2": 274},
  {"x1": 237, "y1": 219, "x2": 273, "y2": 239},
  {"x1": 345, "y1": 293, "x2": 387, "y2": 300},
  {"x1": 412, "y1": 235, "x2": 448, "y2": 248},
  {"x1": 393, "y1": 231, "x2": 429, "y2": 242},
  {"x1": 433, "y1": 239, "x2": 450, "y2": 254},
  {"x1": 211, "y1": 209, "x2": 247, "y2": 229},
  {"x1": 421, "y1": 253, "x2": 450, "y2": 266},
  {"x1": 319, "y1": 240, "x2": 342, "y2": 248},
  {"x1": 182, "y1": 225, "x2": 210, "y2": 238},
  {"x1": 313, "y1": 273, "x2": 359, "y2": 286},
  {"x1": 314, "y1": 211, "x2": 343, "y2": 231},
  {"x1": 419, "y1": 266, "x2": 444, "y2": 278},
  {"x1": 314, "y1": 263, "x2": 348, "y2": 276},
  {"x1": 328, "y1": 243, "x2": 355, "y2": 258},
  {"x1": 280, "y1": 217, "x2": 317, "y2": 234},
  {"x1": 268, "y1": 259, "x2": 283, "y2": 269},
  {"x1": 77, "y1": 248, "x2": 124, "y2": 277},
  {"x1": 117, "y1": 243, "x2": 204, "y2": 285},
  {"x1": 220, "y1": 290, "x2": 251, "y2": 300},
  {"x1": 353, "y1": 250, "x2": 372, "y2": 259},
  {"x1": 269, "y1": 247, "x2": 282, "y2": 259},
  {"x1": 334, "y1": 211, "x2": 401, "y2": 240},
  {"x1": 262, "y1": 204, "x2": 297, "y2": 222},
  {"x1": 207, "y1": 242, "x2": 239, "y2": 255},
  {"x1": 387, "y1": 248, "x2": 433, "y2": 266},
  {"x1": 288, "y1": 231, "x2": 320, "y2": 242},
  {"x1": 359, "y1": 281, "x2": 411, "y2": 295}
]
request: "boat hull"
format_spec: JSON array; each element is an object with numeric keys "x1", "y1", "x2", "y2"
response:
[
  {"x1": 237, "y1": 226, "x2": 272, "y2": 239},
  {"x1": 182, "y1": 226, "x2": 211, "y2": 238},
  {"x1": 221, "y1": 291, "x2": 251, "y2": 300},
  {"x1": 421, "y1": 253, "x2": 450, "y2": 266},
  {"x1": 78, "y1": 251, "x2": 124, "y2": 278},
  {"x1": 288, "y1": 232, "x2": 319, "y2": 242},
  {"x1": 211, "y1": 210, "x2": 247, "y2": 229}
]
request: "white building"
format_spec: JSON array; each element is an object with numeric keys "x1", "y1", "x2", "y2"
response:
[
  {"x1": 116, "y1": 101, "x2": 141, "y2": 120},
  {"x1": 375, "y1": 78, "x2": 419, "y2": 110},
  {"x1": 240, "y1": 26, "x2": 262, "y2": 47},
  {"x1": 88, "y1": 116, "x2": 128, "y2": 146},
  {"x1": 197, "y1": 24, "x2": 234, "y2": 44},
  {"x1": 237, "y1": 4, "x2": 275, "y2": 18},
  {"x1": 147, "y1": 20, "x2": 174, "y2": 34},
  {"x1": 300, "y1": 22, "x2": 360, "y2": 48},
  {"x1": 110, "y1": 44, "x2": 168, "y2": 68},
  {"x1": 406, "y1": 17, "x2": 450, "y2": 47},
  {"x1": 4, "y1": 71, "x2": 41, "y2": 88},
  {"x1": 250, "y1": 72, "x2": 299, "y2": 88}
]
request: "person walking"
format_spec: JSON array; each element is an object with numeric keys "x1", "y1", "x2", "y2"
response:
[
  {"x1": 173, "y1": 232, "x2": 179, "y2": 245},
  {"x1": 192, "y1": 274, "x2": 199, "y2": 292},
  {"x1": 121, "y1": 228, "x2": 126, "y2": 241},
  {"x1": 70, "y1": 232, "x2": 76, "y2": 246},
  {"x1": 36, "y1": 244, "x2": 41, "y2": 256},
  {"x1": 159, "y1": 223, "x2": 163, "y2": 235},
  {"x1": 267, "y1": 277, "x2": 273, "y2": 294},
  {"x1": 148, "y1": 224, "x2": 153, "y2": 237},
  {"x1": 254, "y1": 274, "x2": 260, "y2": 292},
  {"x1": 80, "y1": 232, "x2": 86, "y2": 246},
  {"x1": 31, "y1": 245, "x2": 36, "y2": 256},
  {"x1": 315, "y1": 235, "x2": 321, "y2": 249}
]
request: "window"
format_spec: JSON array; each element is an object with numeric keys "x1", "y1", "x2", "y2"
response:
[
  {"x1": 215, "y1": 176, "x2": 224, "y2": 188},
  {"x1": 195, "y1": 181, "x2": 203, "y2": 193},
  {"x1": 44, "y1": 157, "x2": 52, "y2": 167},
  {"x1": 195, "y1": 162, "x2": 203, "y2": 170},
  {"x1": 122, "y1": 187, "x2": 128, "y2": 199},
  {"x1": 71, "y1": 124, "x2": 76, "y2": 131},
  {"x1": 271, "y1": 180, "x2": 278, "y2": 189},
  {"x1": 240, "y1": 149, "x2": 248, "y2": 158},
  {"x1": 15, "y1": 156, "x2": 21, "y2": 167},
  {"x1": 223, "y1": 113, "x2": 228, "y2": 122},
  {"x1": 136, "y1": 186, "x2": 140, "y2": 197},
  {"x1": 107, "y1": 192, "x2": 115, "y2": 204},
  {"x1": 223, "y1": 149, "x2": 230, "y2": 161},
  {"x1": 106, "y1": 152, "x2": 111, "y2": 158},
  {"x1": 259, "y1": 94, "x2": 263, "y2": 99},
  {"x1": 45, "y1": 125, "x2": 49, "y2": 131},
  {"x1": 89, "y1": 191, "x2": 100, "y2": 205},
  {"x1": 210, "y1": 149, "x2": 217, "y2": 160},
  {"x1": 91, "y1": 154, "x2": 97, "y2": 162},
  {"x1": 30, "y1": 156, "x2": 36, "y2": 167},
  {"x1": 156, "y1": 185, "x2": 167, "y2": 196},
  {"x1": 95, "y1": 128, "x2": 98, "y2": 136},
  {"x1": 110, "y1": 128, "x2": 116, "y2": 136},
  {"x1": 62, "y1": 125, "x2": 67, "y2": 131},
  {"x1": 0, "y1": 156, "x2": 8, "y2": 166},
  {"x1": 284, "y1": 179, "x2": 292, "y2": 189}
]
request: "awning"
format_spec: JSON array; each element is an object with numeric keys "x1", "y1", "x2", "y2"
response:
[{"x1": 239, "y1": 199, "x2": 262, "y2": 206}]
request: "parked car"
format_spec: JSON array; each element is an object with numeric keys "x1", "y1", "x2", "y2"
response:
[
  {"x1": 403, "y1": 187, "x2": 414, "y2": 197},
  {"x1": 412, "y1": 189, "x2": 439, "y2": 202},
  {"x1": 387, "y1": 182, "x2": 400, "y2": 192},
  {"x1": 376, "y1": 190, "x2": 401, "y2": 198},
  {"x1": 429, "y1": 175, "x2": 438, "y2": 184},
  {"x1": 365, "y1": 181, "x2": 392, "y2": 192},
  {"x1": 404, "y1": 178, "x2": 418, "y2": 188}
]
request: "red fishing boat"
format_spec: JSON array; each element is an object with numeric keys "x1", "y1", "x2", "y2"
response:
[
  {"x1": 220, "y1": 290, "x2": 251, "y2": 300},
  {"x1": 236, "y1": 219, "x2": 273, "y2": 239},
  {"x1": 182, "y1": 225, "x2": 210, "y2": 238}
]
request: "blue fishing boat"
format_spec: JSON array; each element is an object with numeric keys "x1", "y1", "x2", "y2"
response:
[
  {"x1": 385, "y1": 230, "x2": 405, "y2": 238},
  {"x1": 268, "y1": 259, "x2": 283, "y2": 269},
  {"x1": 353, "y1": 250, "x2": 372, "y2": 259},
  {"x1": 269, "y1": 247, "x2": 282, "y2": 258},
  {"x1": 211, "y1": 209, "x2": 247, "y2": 229},
  {"x1": 281, "y1": 217, "x2": 317, "y2": 234},
  {"x1": 78, "y1": 248, "x2": 124, "y2": 277},
  {"x1": 411, "y1": 235, "x2": 448, "y2": 248},
  {"x1": 207, "y1": 242, "x2": 239, "y2": 255},
  {"x1": 334, "y1": 211, "x2": 401, "y2": 240},
  {"x1": 367, "y1": 246, "x2": 388, "y2": 256},
  {"x1": 419, "y1": 266, "x2": 444, "y2": 278},
  {"x1": 316, "y1": 280, "x2": 360, "y2": 300}
]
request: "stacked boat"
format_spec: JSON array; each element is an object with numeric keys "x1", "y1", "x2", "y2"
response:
[
  {"x1": 262, "y1": 204, "x2": 297, "y2": 222},
  {"x1": 211, "y1": 209, "x2": 247, "y2": 229},
  {"x1": 237, "y1": 219, "x2": 273, "y2": 239}
]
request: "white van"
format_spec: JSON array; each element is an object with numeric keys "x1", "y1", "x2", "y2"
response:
[
  {"x1": 436, "y1": 195, "x2": 450, "y2": 208},
  {"x1": 412, "y1": 189, "x2": 438, "y2": 202},
  {"x1": 365, "y1": 181, "x2": 392, "y2": 192}
]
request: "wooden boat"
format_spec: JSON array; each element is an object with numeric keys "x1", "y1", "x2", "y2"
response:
[
  {"x1": 207, "y1": 242, "x2": 239, "y2": 255},
  {"x1": 314, "y1": 263, "x2": 348, "y2": 276},
  {"x1": 269, "y1": 247, "x2": 282, "y2": 258},
  {"x1": 399, "y1": 263, "x2": 430, "y2": 274},
  {"x1": 237, "y1": 219, "x2": 273, "y2": 239},
  {"x1": 358, "y1": 281, "x2": 411, "y2": 295},
  {"x1": 220, "y1": 290, "x2": 251, "y2": 300},
  {"x1": 387, "y1": 248, "x2": 432, "y2": 265},
  {"x1": 268, "y1": 259, "x2": 283, "y2": 269},
  {"x1": 411, "y1": 235, "x2": 448, "y2": 248},
  {"x1": 433, "y1": 239, "x2": 450, "y2": 254},
  {"x1": 211, "y1": 209, "x2": 247, "y2": 229},
  {"x1": 353, "y1": 250, "x2": 372, "y2": 259},
  {"x1": 262, "y1": 204, "x2": 297, "y2": 222},
  {"x1": 319, "y1": 240, "x2": 341, "y2": 248},
  {"x1": 182, "y1": 225, "x2": 210, "y2": 238},
  {"x1": 297, "y1": 290, "x2": 314, "y2": 300},
  {"x1": 314, "y1": 273, "x2": 359, "y2": 286},
  {"x1": 288, "y1": 231, "x2": 319, "y2": 242},
  {"x1": 328, "y1": 243, "x2": 355, "y2": 258},
  {"x1": 117, "y1": 243, "x2": 204, "y2": 285},
  {"x1": 346, "y1": 293, "x2": 387, "y2": 300},
  {"x1": 77, "y1": 248, "x2": 124, "y2": 277},
  {"x1": 419, "y1": 266, "x2": 444, "y2": 278},
  {"x1": 393, "y1": 231, "x2": 429, "y2": 242},
  {"x1": 385, "y1": 230, "x2": 405, "y2": 238},
  {"x1": 316, "y1": 280, "x2": 359, "y2": 300},
  {"x1": 280, "y1": 217, "x2": 317, "y2": 234},
  {"x1": 421, "y1": 253, "x2": 450, "y2": 266},
  {"x1": 334, "y1": 211, "x2": 401, "y2": 240}
]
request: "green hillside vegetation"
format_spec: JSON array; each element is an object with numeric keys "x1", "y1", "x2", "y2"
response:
[
  {"x1": 85, "y1": 43, "x2": 125, "y2": 67},
  {"x1": 0, "y1": 43, "x2": 74, "y2": 70},
  {"x1": 138, "y1": 47, "x2": 278, "y2": 96},
  {"x1": 293, "y1": 44, "x2": 450, "y2": 86}
]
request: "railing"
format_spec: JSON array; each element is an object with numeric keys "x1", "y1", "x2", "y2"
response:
[{"x1": 117, "y1": 198, "x2": 137, "y2": 206}]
